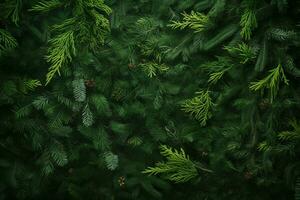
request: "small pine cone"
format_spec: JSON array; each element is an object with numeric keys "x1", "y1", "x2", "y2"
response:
[
  {"x1": 244, "y1": 171, "x2": 253, "y2": 180},
  {"x1": 259, "y1": 98, "x2": 270, "y2": 110},
  {"x1": 84, "y1": 80, "x2": 96, "y2": 88},
  {"x1": 128, "y1": 63, "x2": 135, "y2": 69},
  {"x1": 201, "y1": 151, "x2": 208, "y2": 156},
  {"x1": 118, "y1": 176, "x2": 125, "y2": 187}
]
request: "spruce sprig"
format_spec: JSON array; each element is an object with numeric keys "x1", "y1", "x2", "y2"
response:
[
  {"x1": 0, "y1": 29, "x2": 18, "y2": 55},
  {"x1": 224, "y1": 42, "x2": 257, "y2": 64},
  {"x1": 46, "y1": 30, "x2": 76, "y2": 85},
  {"x1": 181, "y1": 90, "x2": 214, "y2": 126},
  {"x1": 169, "y1": 11, "x2": 210, "y2": 33},
  {"x1": 240, "y1": 6, "x2": 257, "y2": 40},
  {"x1": 278, "y1": 120, "x2": 300, "y2": 141},
  {"x1": 143, "y1": 145, "x2": 200, "y2": 183},
  {"x1": 250, "y1": 63, "x2": 289, "y2": 102},
  {"x1": 139, "y1": 62, "x2": 169, "y2": 78},
  {"x1": 29, "y1": 0, "x2": 62, "y2": 12}
]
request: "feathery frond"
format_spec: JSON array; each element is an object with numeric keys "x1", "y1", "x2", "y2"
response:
[
  {"x1": 82, "y1": 103, "x2": 94, "y2": 127},
  {"x1": 240, "y1": 2, "x2": 257, "y2": 40},
  {"x1": 103, "y1": 152, "x2": 119, "y2": 171},
  {"x1": 0, "y1": 29, "x2": 18, "y2": 55},
  {"x1": 169, "y1": 11, "x2": 210, "y2": 33},
  {"x1": 72, "y1": 79, "x2": 86, "y2": 102},
  {"x1": 46, "y1": 30, "x2": 76, "y2": 85},
  {"x1": 181, "y1": 90, "x2": 214, "y2": 126},
  {"x1": 29, "y1": 0, "x2": 62, "y2": 12},
  {"x1": 250, "y1": 63, "x2": 289, "y2": 102},
  {"x1": 143, "y1": 145, "x2": 206, "y2": 183}
]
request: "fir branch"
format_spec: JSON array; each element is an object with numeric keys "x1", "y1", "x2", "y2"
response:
[
  {"x1": 72, "y1": 79, "x2": 86, "y2": 102},
  {"x1": 257, "y1": 141, "x2": 272, "y2": 152},
  {"x1": 224, "y1": 42, "x2": 258, "y2": 64},
  {"x1": 3, "y1": 0, "x2": 22, "y2": 25},
  {"x1": 240, "y1": 6, "x2": 257, "y2": 40},
  {"x1": 93, "y1": 128, "x2": 111, "y2": 151},
  {"x1": 50, "y1": 141, "x2": 68, "y2": 167},
  {"x1": 208, "y1": 69, "x2": 229, "y2": 85},
  {"x1": 85, "y1": 0, "x2": 112, "y2": 15},
  {"x1": 33, "y1": 96, "x2": 49, "y2": 110},
  {"x1": 202, "y1": 56, "x2": 233, "y2": 85},
  {"x1": 143, "y1": 145, "x2": 210, "y2": 183},
  {"x1": 135, "y1": 17, "x2": 160, "y2": 36},
  {"x1": 82, "y1": 103, "x2": 94, "y2": 127},
  {"x1": 103, "y1": 152, "x2": 119, "y2": 171},
  {"x1": 127, "y1": 136, "x2": 143, "y2": 147},
  {"x1": 278, "y1": 121, "x2": 300, "y2": 141},
  {"x1": 139, "y1": 62, "x2": 169, "y2": 78},
  {"x1": 250, "y1": 63, "x2": 289, "y2": 102},
  {"x1": 23, "y1": 79, "x2": 42, "y2": 92},
  {"x1": 0, "y1": 29, "x2": 18, "y2": 55},
  {"x1": 181, "y1": 90, "x2": 214, "y2": 126},
  {"x1": 268, "y1": 28, "x2": 296, "y2": 41},
  {"x1": 91, "y1": 95, "x2": 110, "y2": 114},
  {"x1": 46, "y1": 30, "x2": 76, "y2": 85},
  {"x1": 29, "y1": 0, "x2": 62, "y2": 12},
  {"x1": 169, "y1": 11, "x2": 210, "y2": 33}
]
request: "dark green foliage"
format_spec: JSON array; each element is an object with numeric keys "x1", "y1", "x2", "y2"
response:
[{"x1": 1, "y1": 0, "x2": 300, "y2": 199}]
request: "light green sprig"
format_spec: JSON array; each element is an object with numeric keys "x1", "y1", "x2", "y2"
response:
[
  {"x1": 169, "y1": 11, "x2": 210, "y2": 33},
  {"x1": 143, "y1": 145, "x2": 208, "y2": 183},
  {"x1": 250, "y1": 63, "x2": 289, "y2": 102},
  {"x1": 181, "y1": 90, "x2": 214, "y2": 126}
]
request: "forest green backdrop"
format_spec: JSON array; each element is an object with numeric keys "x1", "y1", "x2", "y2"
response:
[{"x1": 1, "y1": 0, "x2": 300, "y2": 199}]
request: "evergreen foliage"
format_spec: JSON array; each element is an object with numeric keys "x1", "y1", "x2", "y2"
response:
[
  {"x1": 143, "y1": 145, "x2": 210, "y2": 183},
  {"x1": 1, "y1": 0, "x2": 300, "y2": 199}
]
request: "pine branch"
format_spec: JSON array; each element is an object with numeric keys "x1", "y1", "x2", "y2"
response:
[
  {"x1": 72, "y1": 79, "x2": 86, "y2": 102},
  {"x1": 268, "y1": 28, "x2": 296, "y2": 41},
  {"x1": 91, "y1": 95, "x2": 110, "y2": 114},
  {"x1": 143, "y1": 145, "x2": 210, "y2": 183},
  {"x1": 181, "y1": 90, "x2": 214, "y2": 126},
  {"x1": 33, "y1": 96, "x2": 49, "y2": 110},
  {"x1": 3, "y1": 0, "x2": 22, "y2": 25},
  {"x1": 103, "y1": 152, "x2": 118, "y2": 171},
  {"x1": 0, "y1": 29, "x2": 18, "y2": 55},
  {"x1": 278, "y1": 120, "x2": 300, "y2": 141},
  {"x1": 29, "y1": 0, "x2": 62, "y2": 12},
  {"x1": 93, "y1": 128, "x2": 111, "y2": 151},
  {"x1": 208, "y1": 70, "x2": 228, "y2": 85},
  {"x1": 46, "y1": 30, "x2": 76, "y2": 85},
  {"x1": 169, "y1": 11, "x2": 210, "y2": 33},
  {"x1": 139, "y1": 62, "x2": 169, "y2": 78},
  {"x1": 23, "y1": 79, "x2": 42, "y2": 92},
  {"x1": 82, "y1": 103, "x2": 94, "y2": 127},
  {"x1": 50, "y1": 141, "x2": 68, "y2": 167},
  {"x1": 224, "y1": 42, "x2": 258, "y2": 64},
  {"x1": 250, "y1": 63, "x2": 289, "y2": 102},
  {"x1": 240, "y1": 2, "x2": 257, "y2": 40}
]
